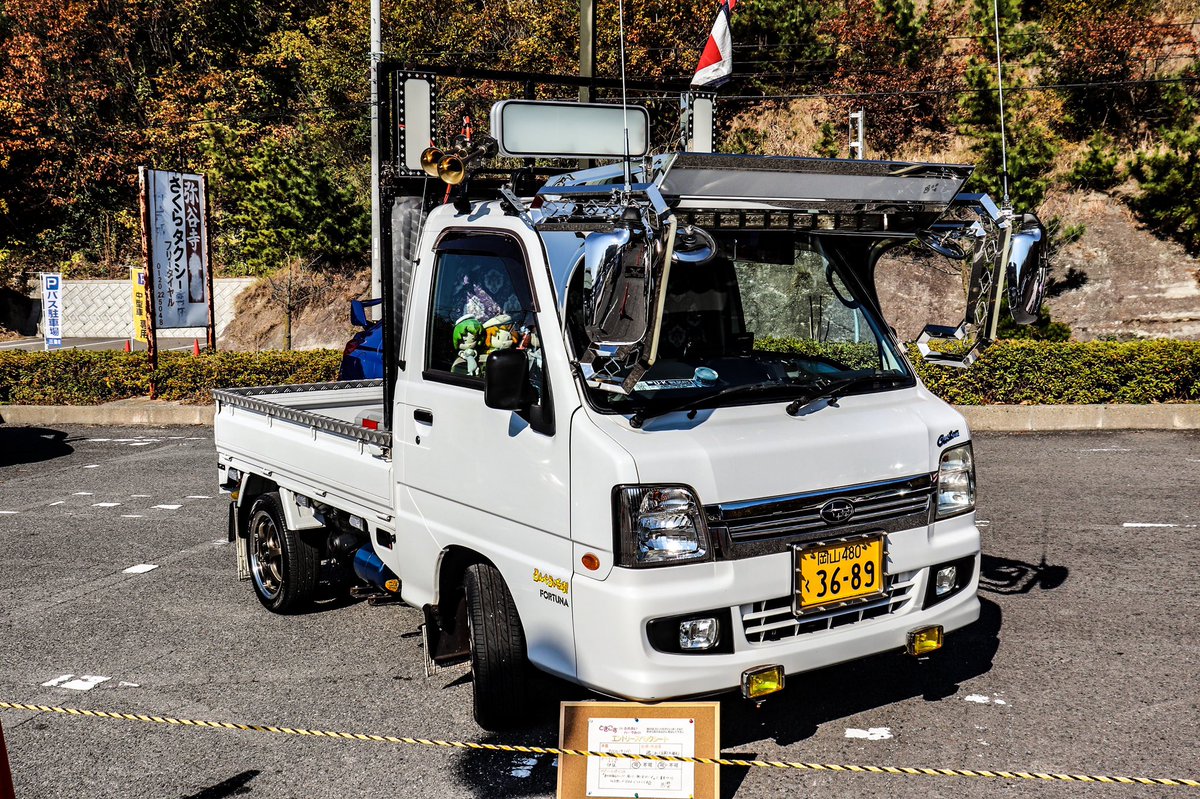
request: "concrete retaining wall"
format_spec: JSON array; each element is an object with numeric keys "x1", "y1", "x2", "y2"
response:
[{"x1": 56, "y1": 278, "x2": 256, "y2": 338}]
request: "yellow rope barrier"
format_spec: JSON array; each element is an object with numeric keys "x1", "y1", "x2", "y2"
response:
[{"x1": 2, "y1": 701, "x2": 1198, "y2": 787}]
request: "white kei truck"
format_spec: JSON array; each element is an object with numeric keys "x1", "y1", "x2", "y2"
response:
[{"x1": 214, "y1": 67, "x2": 1047, "y2": 729}]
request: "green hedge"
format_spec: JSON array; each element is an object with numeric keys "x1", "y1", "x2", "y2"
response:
[
  {"x1": 0, "y1": 350, "x2": 340, "y2": 405},
  {"x1": 910, "y1": 340, "x2": 1200, "y2": 405},
  {"x1": 0, "y1": 341, "x2": 1198, "y2": 405}
]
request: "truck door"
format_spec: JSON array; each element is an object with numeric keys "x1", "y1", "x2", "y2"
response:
[{"x1": 398, "y1": 227, "x2": 575, "y2": 678}]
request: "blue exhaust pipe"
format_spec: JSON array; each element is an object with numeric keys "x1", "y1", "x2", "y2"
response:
[{"x1": 353, "y1": 546, "x2": 400, "y2": 593}]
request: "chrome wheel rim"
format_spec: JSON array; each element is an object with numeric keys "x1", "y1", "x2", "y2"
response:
[{"x1": 249, "y1": 511, "x2": 284, "y2": 600}]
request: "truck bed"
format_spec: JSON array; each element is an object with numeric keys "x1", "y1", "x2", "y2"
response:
[{"x1": 213, "y1": 380, "x2": 394, "y2": 529}]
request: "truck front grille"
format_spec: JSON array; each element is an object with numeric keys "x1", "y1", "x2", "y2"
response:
[
  {"x1": 739, "y1": 571, "x2": 919, "y2": 644},
  {"x1": 707, "y1": 474, "x2": 934, "y2": 558}
]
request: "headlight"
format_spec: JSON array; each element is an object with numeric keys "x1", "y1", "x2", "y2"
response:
[
  {"x1": 615, "y1": 485, "x2": 711, "y2": 567},
  {"x1": 936, "y1": 442, "x2": 975, "y2": 519}
]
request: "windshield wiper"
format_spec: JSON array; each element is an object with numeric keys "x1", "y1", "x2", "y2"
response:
[
  {"x1": 785, "y1": 373, "x2": 909, "y2": 417},
  {"x1": 629, "y1": 381, "x2": 806, "y2": 429}
]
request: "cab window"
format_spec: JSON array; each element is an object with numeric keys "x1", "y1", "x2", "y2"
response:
[{"x1": 425, "y1": 233, "x2": 541, "y2": 396}]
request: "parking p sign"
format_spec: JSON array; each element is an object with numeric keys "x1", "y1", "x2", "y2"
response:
[{"x1": 41, "y1": 273, "x2": 63, "y2": 349}]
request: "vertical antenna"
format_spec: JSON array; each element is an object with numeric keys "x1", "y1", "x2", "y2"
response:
[
  {"x1": 618, "y1": 0, "x2": 632, "y2": 194},
  {"x1": 992, "y1": 0, "x2": 1011, "y2": 209}
]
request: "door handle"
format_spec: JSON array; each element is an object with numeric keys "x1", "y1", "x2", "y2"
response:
[{"x1": 413, "y1": 409, "x2": 434, "y2": 425}]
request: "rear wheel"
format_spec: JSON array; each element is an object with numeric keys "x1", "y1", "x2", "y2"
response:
[
  {"x1": 247, "y1": 492, "x2": 320, "y2": 613},
  {"x1": 464, "y1": 563, "x2": 530, "y2": 730}
]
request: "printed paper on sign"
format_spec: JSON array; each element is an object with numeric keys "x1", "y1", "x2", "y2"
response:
[{"x1": 585, "y1": 717, "x2": 696, "y2": 799}]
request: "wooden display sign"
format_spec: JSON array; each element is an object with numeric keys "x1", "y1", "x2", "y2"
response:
[{"x1": 557, "y1": 701, "x2": 719, "y2": 799}]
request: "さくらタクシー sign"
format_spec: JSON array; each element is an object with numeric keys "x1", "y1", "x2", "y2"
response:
[{"x1": 141, "y1": 168, "x2": 212, "y2": 330}]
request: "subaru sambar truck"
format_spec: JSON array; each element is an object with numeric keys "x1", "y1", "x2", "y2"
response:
[{"x1": 213, "y1": 67, "x2": 1047, "y2": 729}]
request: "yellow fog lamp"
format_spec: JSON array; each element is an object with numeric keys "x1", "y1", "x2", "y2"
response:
[
  {"x1": 906, "y1": 625, "x2": 944, "y2": 656},
  {"x1": 741, "y1": 665, "x2": 785, "y2": 700}
]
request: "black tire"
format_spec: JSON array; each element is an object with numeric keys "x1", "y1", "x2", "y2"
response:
[
  {"x1": 246, "y1": 492, "x2": 320, "y2": 613},
  {"x1": 464, "y1": 563, "x2": 530, "y2": 730}
]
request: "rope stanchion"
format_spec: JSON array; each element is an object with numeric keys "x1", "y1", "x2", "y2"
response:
[{"x1": 2, "y1": 701, "x2": 1199, "y2": 788}]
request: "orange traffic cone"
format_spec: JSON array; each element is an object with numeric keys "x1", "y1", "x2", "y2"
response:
[
  {"x1": 123, "y1": 340, "x2": 131, "y2": 353},
  {"x1": 192, "y1": 339, "x2": 201, "y2": 357},
  {"x1": 0, "y1": 718, "x2": 16, "y2": 799}
]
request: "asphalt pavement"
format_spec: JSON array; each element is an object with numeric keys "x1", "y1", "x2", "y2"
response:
[{"x1": 0, "y1": 426, "x2": 1197, "y2": 798}]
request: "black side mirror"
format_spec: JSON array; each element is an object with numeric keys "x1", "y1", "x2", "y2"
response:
[{"x1": 484, "y1": 349, "x2": 531, "y2": 411}]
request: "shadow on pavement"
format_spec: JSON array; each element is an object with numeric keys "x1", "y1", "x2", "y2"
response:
[
  {"x1": 0, "y1": 427, "x2": 73, "y2": 467},
  {"x1": 980, "y1": 554, "x2": 1069, "y2": 594},
  {"x1": 453, "y1": 599, "x2": 1002, "y2": 797},
  {"x1": 180, "y1": 769, "x2": 260, "y2": 798}
]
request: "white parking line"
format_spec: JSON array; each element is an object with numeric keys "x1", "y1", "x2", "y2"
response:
[
  {"x1": 71, "y1": 338, "x2": 128, "y2": 350},
  {"x1": 186, "y1": 495, "x2": 212, "y2": 499},
  {"x1": 1124, "y1": 522, "x2": 1178, "y2": 528},
  {"x1": 48, "y1": 501, "x2": 64, "y2": 506},
  {"x1": 92, "y1": 502, "x2": 121, "y2": 508},
  {"x1": 83, "y1": 464, "x2": 99, "y2": 469},
  {"x1": 121, "y1": 514, "x2": 144, "y2": 518},
  {"x1": 845, "y1": 727, "x2": 893, "y2": 740},
  {"x1": 0, "y1": 511, "x2": 18, "y2": 515},
  {"x1": 41, "y1": 674, "x2": 111, "y2": 691},
  {"x1": 73, "y1": 492, "x2": 93, "y2": 496},
  {"x1": 154, "y1": 504, "x2": 182, "y2": 510},
  {"x1": 123, "y1": 564, "x2": 159, "y2": 574}
]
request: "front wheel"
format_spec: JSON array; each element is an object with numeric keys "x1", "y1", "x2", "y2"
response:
[
  {"x1": 464, "y1": 563, "x2": 530, "y2": 730},
  {"x1": 246, "y1": 492, "x2": 320, "y2": 613}
]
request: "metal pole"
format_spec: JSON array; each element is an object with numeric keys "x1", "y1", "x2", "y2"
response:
[
  {"x1": 202, "y1": 174, "x2": 216, "y2": 351},
  {"x1": 579, "y1": 0, "x2": 595, "y2": 103},
  {"x1": 992, "y1": 0, "x2": 1011, "y2": 208},
  {"x1": 370, "y1": 0, "x2": 383, "y2": 317},
  {"x1": 849, "y1": 109, "x2": 865, "y2": 159},
  {"x1": 138, "y1": 167, "x2": 159, "y2": 399}
]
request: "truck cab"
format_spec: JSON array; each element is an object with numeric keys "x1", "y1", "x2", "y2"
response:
[{"x1": 214, "y1": 71, "x2": 1047, "y2": 729}]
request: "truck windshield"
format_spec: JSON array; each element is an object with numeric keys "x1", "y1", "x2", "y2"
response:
[{"x1": 558, "y1": 230, "x2": 913, "y2": 414}]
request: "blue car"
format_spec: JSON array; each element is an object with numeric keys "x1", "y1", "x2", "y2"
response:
[{"x1": 338, "y1": 298, "x2": 383, "y2": 381}]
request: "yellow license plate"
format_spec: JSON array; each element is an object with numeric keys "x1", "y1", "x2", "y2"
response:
[{"x1": 795, "y1": 536, "x2": 885, "y2": 614}]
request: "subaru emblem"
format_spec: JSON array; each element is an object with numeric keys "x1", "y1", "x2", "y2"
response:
[{"x1": 820, "y1": 498, "x2": 855, "y2": 524}]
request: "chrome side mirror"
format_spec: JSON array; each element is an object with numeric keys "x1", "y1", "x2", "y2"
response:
[
  {"x1": 1006, "y1": 214, "x2": 1047, "y2": 325},
  {"x1": 582, "y1": 226, "x2": 650, "y2": 347}
]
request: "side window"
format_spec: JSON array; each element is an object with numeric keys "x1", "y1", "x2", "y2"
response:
[{"x1": 426, "y1": 233, "x2": 542, "y2": 396}]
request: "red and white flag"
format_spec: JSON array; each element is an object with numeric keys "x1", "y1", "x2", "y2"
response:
[{"x1": 691, "y1": 0, "x2": 738, "y2": 88}]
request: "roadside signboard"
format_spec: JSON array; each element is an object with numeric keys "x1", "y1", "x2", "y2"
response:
[
  {"x1": 557, "y1": 702, "x2": 718, "y2": 799},
  {"x1": 130, "y1": 266, "x2": 150, "y2": 343},
  {"x1": 141, "y1": 168, "x2": 213, "y2": 331},
  {"x1": 41, "y1": 273, "x2": 63, "y2": 349}
]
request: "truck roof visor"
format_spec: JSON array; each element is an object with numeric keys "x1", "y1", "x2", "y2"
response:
[{"x1": 657, "y1": 154, "x2": 973, "y2": 233}]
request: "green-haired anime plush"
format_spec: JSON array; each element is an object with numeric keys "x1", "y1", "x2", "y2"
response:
[{"x1": 451, "y1": 316, "x2": 485, "y2": 376}]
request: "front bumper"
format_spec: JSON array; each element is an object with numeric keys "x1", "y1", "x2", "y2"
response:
[{"x1": 571, "y1": 516, "x2": 980, "y2": 701}]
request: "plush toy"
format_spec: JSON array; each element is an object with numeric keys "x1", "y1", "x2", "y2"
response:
[{"x1": 451, "y1": 316, "x2": 485, "y2": 376}]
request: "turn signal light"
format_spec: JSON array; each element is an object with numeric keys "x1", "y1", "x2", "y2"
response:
[{"x1": 906, "y1": 625, "x2": 944, "y2": 656}]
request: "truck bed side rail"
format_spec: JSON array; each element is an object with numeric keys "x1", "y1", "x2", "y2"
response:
[{"x1": 213, "y1": 380, "x2": 391, "y2": 448}]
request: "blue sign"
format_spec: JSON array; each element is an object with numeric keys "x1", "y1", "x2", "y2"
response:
[{"x1": 42, "y1": 273, "x2": 63, "y2": 349}]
